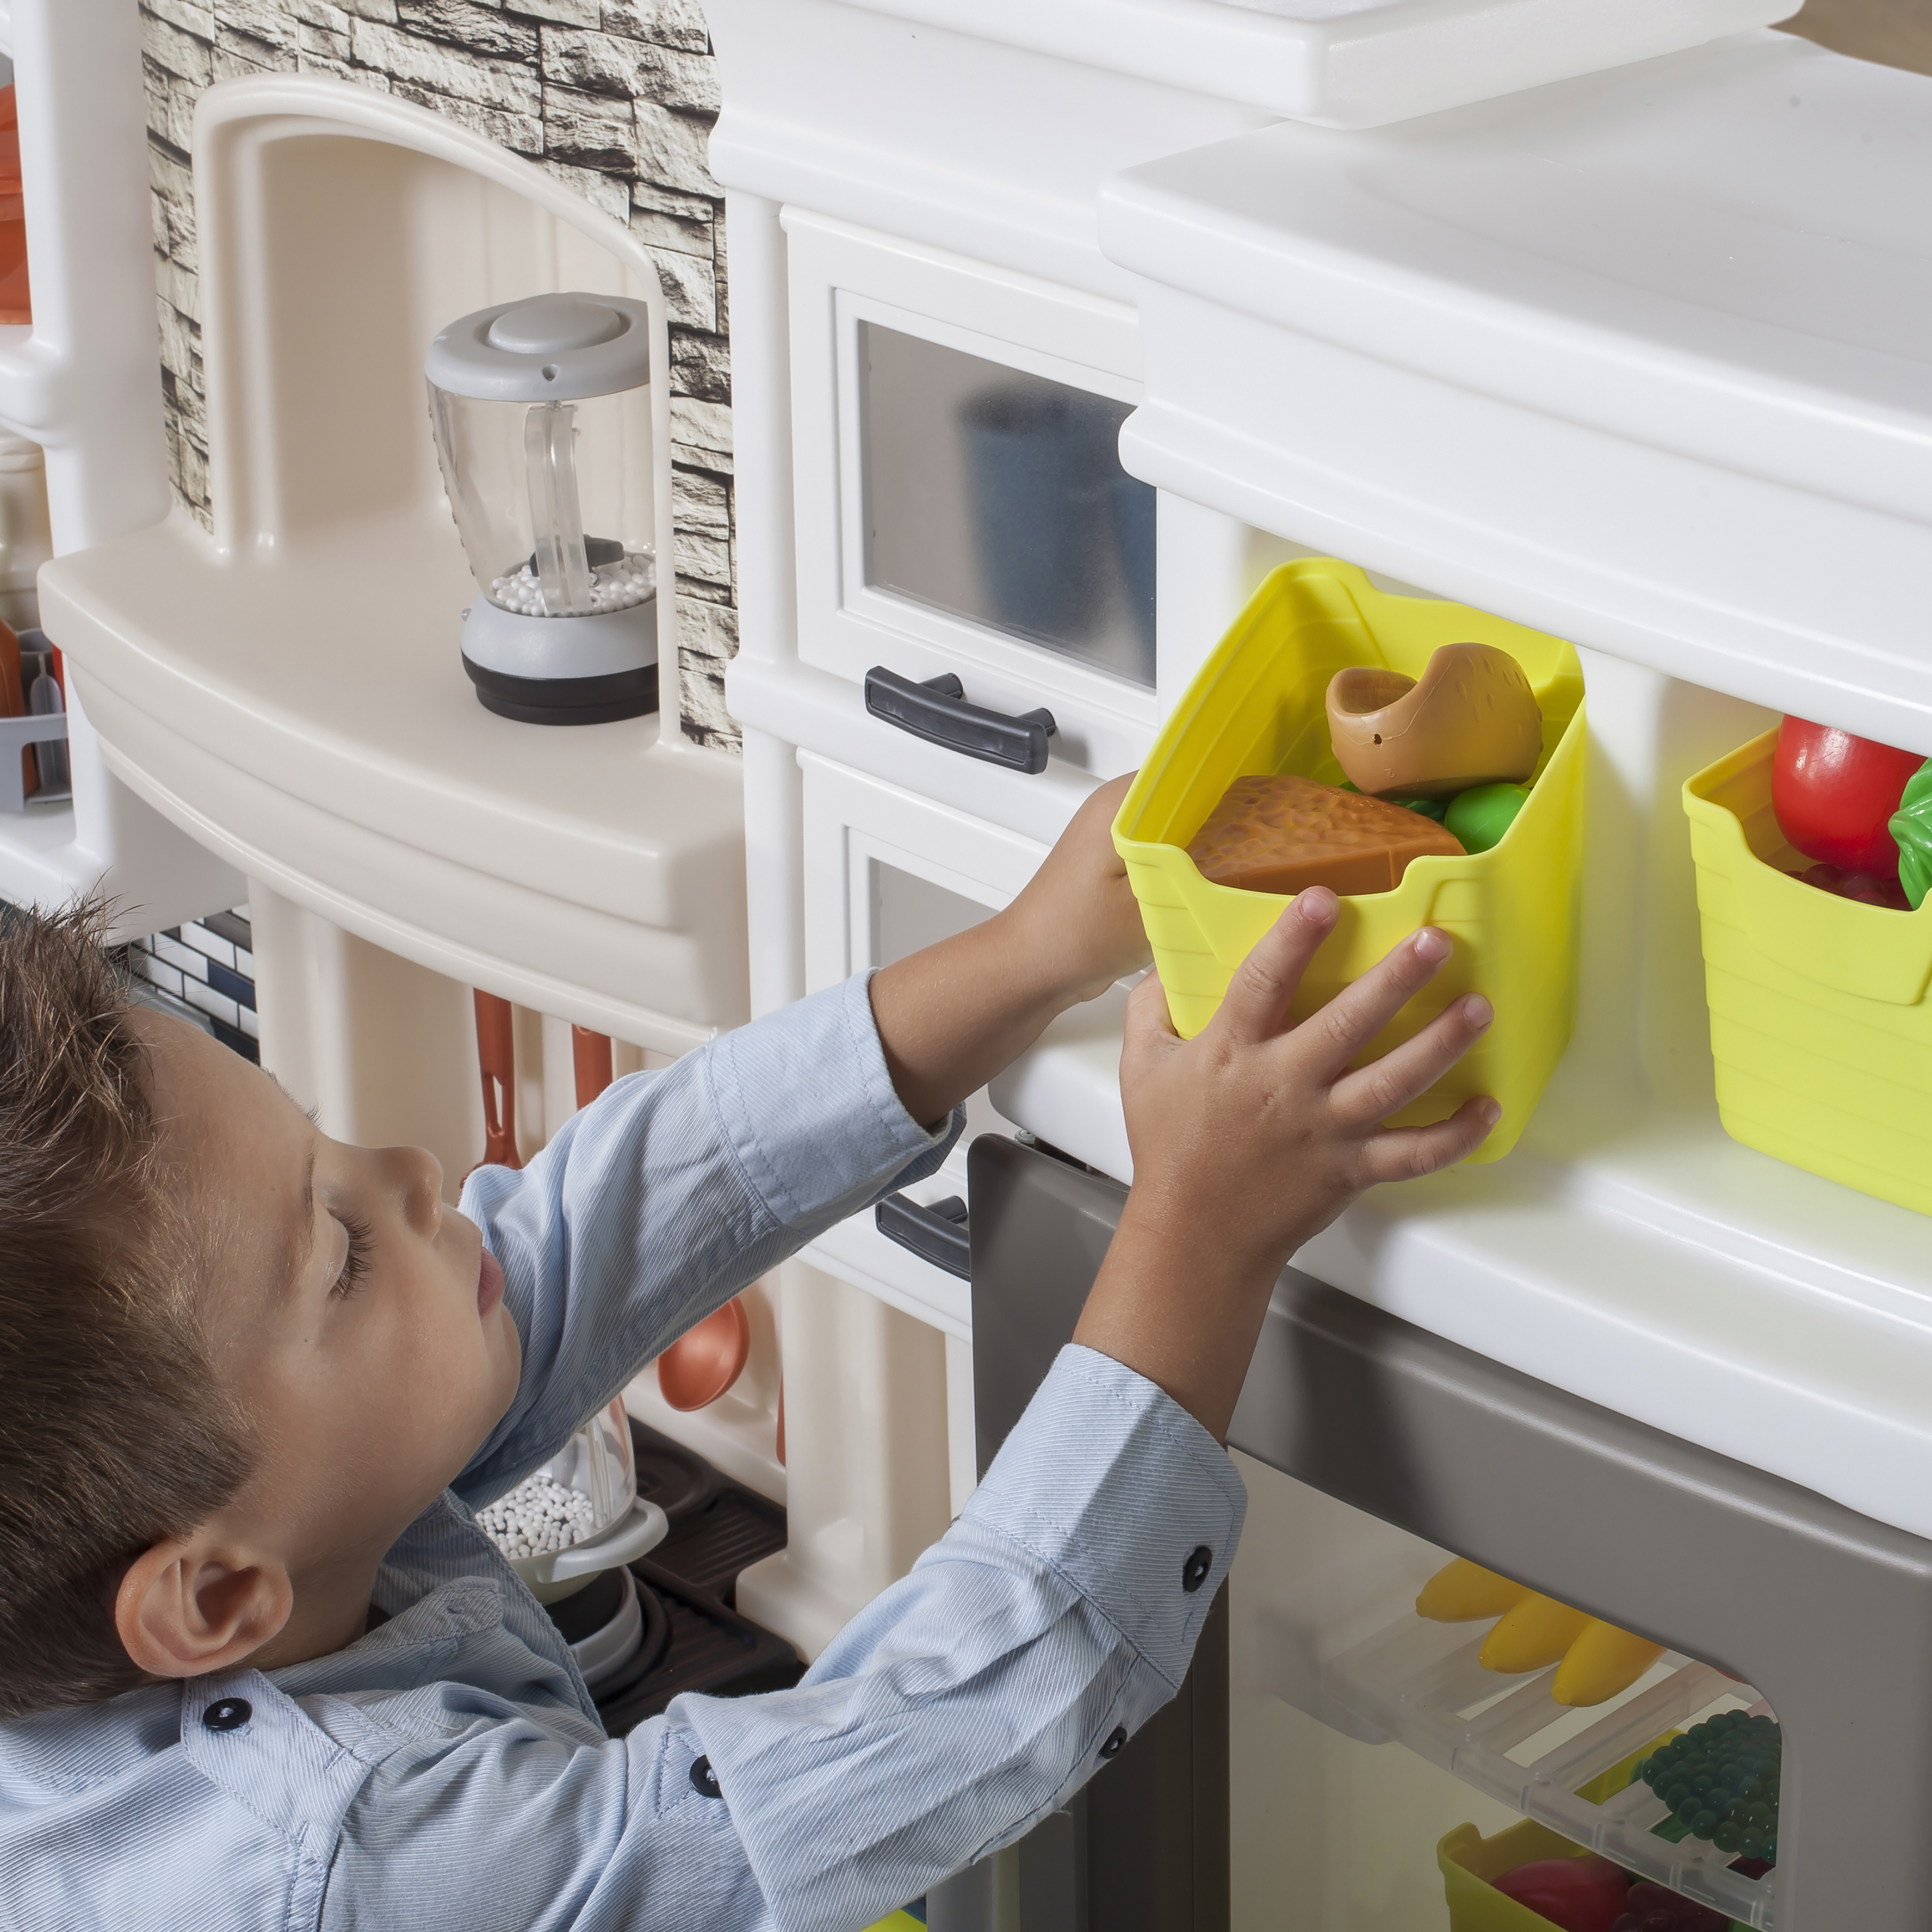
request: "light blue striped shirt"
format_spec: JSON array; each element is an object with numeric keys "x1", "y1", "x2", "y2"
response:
[{"x1": 0, "y1": 975, "x2": 1245, "y2": 1932}]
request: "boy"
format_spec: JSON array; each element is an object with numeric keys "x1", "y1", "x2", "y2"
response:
[{"x1": 0, "y1": 778, "x2": 1495, "y2": 1931}]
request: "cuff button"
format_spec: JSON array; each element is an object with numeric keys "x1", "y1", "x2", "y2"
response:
[
  {"x1": 690, "y1": 1755, "x2": 723, "y2": 1798},
  {"x1": 1182, "y1": 1545, "x2": 1213, "y2": 1593},
  {"x1": 1099, "y1": 1725, "x2": 1128, "y2": 1761},
  {"x1": 203, "y1": 1699, "x2": 252, "y2": 1733}
]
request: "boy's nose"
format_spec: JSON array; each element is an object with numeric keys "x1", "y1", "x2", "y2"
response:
[{"x1": 383, "y1": 1142, "x2": 444, "y2": 1234}]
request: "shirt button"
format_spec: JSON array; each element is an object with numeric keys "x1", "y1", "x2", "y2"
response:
[
  {"x1": 1099, "y1": 1725, "x2": 1128, "y2": 1761},
  {"x1": 202, "y1": 1698, "x2": 252, "y2": 1733},
  {"x1": 1182, "y1": 1546, "x2": 1213, "y2": 1593},
  {"x1": 689, "y1": 1755, "x2": 723, "y2": 1798}
]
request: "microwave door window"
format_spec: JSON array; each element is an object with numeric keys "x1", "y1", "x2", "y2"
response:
[{"x1": 859, "y1": 323, "x2": 1156, "y2": 688}]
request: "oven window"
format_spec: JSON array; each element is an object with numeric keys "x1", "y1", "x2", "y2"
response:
[{"x1": 859, "y1": 323, "x2": 1155, "y2": 688}]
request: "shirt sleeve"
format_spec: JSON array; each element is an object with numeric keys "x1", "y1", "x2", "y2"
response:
[
  {"x1": 454, "y1": 974, "x2": 961, "y2": 1509},
  {"x1": 319, "y1": 1347, "x2": 1245, "y2": 1932}
]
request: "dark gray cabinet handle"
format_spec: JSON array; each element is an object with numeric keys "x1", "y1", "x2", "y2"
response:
[
  {"x1": 876, "y1": 1192, "x2": 971, "y2": 1279},
  {"x1": 864, "y1": 667, "x2": 1057, "y2": 775}
]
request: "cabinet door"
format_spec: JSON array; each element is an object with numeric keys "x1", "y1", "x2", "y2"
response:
[
  {"x1": 799, "y1": 749, "x2": 1048, "y2": 1335},
  {"x1": 787, "y1": 210, "x2": 1159, "y2": 782}
]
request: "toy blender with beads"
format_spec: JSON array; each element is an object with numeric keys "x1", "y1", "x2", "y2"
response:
[
  {"x1": 426, "y1": 291, "x2": 659, "y2": 725},
  {"x1": 477, "y1": 1396, "x2": 668, "y2": 1604}
]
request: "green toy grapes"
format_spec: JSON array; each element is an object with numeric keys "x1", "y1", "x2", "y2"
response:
[{"x1": 1636, "y1": 1711, "x2": 1781, "y2": 1866}]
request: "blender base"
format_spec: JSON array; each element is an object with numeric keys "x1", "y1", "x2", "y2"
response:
[{"x1": 462, "y1": 653, "x2": 659, "y2": 726}]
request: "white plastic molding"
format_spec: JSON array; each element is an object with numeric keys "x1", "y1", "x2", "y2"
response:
[{"x1": 0, "y1": 0, "x2": 240, "y2": 930}]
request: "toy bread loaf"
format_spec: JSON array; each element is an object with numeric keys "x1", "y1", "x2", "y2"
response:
[
  {"x1": 1327, "y1": 642, "x2": 1542, "y2": 799},
  {"x1": 1187, "y1": 773, "x2": 1464, "y2": 897}
]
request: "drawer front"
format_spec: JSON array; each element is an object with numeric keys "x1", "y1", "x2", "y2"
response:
[
  {"x1": 799, "y1": 751, "x2": 1050, "y2": 1331},
  {"x1": 786, "y1": 209, "x2": 1159, "y2": 782}
]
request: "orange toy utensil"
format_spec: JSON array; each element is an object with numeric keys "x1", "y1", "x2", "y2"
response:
[
  {"x1": 572, "y1": 1026, "x2": 614, "y2": 1109},
  {"x1": 473, "y1": 990, "x2": 520, "y2": 1171},
  {"x1": 658, "y1": 1297, "x2": 752, "y2": 1412}
]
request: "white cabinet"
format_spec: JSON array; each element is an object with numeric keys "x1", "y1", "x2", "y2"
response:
[
  {"x1": 786, "y1": 212, "x2": 1159, "y2": 783},
  {"x1": 796, "y1": 749, "x2": 1048, "y2": 1336}
]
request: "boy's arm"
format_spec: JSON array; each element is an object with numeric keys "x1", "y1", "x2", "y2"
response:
[
  {"x1": 322, "y1": 905, "x2": 1495, "y2": 1932},
  {"x1": 453, "y1": 778, "x2": 1148, "y2": 1502},
  {"x1": 454, "y1": 974, "x2": 963, "y2": 1506},
  {"x1": 866, "y1": 775, "x2": 1147, "y2": 1126},
  {"x1": 1077, "y1": 884, "x2": 1499, "y2": 1440}
]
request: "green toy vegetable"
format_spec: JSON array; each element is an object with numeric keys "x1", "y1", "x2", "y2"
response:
[
  {"x1": 1889, "y1": 761, "x2": 1932, "y2": 910},
  {"x1": 1446, "y1": 783, "x2": 1531, "y2": 855}
]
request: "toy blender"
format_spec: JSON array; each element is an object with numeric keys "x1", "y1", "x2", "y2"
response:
[{"x1": 426, "y1": 291, "x2": 659, "y2": 724}]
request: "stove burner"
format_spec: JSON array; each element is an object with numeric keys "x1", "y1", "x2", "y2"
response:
[{"x1": 545, "y1": 1565, "x2": 668, "y2": 1699}]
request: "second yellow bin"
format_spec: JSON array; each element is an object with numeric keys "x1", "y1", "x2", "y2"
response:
[
  {"x1": 1683, "y1": 730, "x2": 1932, "y2": 1217},
  {"x1": 1113, "y1": 559, "x2": 1586, "y2": 1163}
]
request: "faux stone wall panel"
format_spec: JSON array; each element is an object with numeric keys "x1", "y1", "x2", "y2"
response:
[{"x1": 140, "y1": 0, "x2": 741, "y2": 751}]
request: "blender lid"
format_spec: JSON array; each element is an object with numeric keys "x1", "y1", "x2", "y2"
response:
[{"x1": 426, "y1": 292, "x2": 651, "y2": 403}]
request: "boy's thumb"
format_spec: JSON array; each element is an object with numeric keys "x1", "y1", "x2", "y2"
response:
[{"x1": 1122, "y1": 972, "x2": 1180, "y2": 1059}]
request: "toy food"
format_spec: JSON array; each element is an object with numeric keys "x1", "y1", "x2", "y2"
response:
[
  {"x1": 1417, "y1": 1558, "x2": 1664, "y2": 1704},
  {"x1": 1551, "y1": 1620, "x2": 1666, "y2": 1708},
  {"x1": 1793, "y1": 862, "x2": 1909, "y2": 911},
  {"x1": 1771, "y1": 717, "x2": 1922, "y2": 876},
  {"x1": 1186, "y1": 773, "x2": 1464, "y2": 898},
  {"x1": 1609, "y1": 1882, "x2": 1731, "y2": 1932},
  {"x1": 1446, "y1": 782, "x2": 1531, "y2": 855},
  {"x1": 1327, "y1": 643, "x2": 1542, "y2": 799},
  {"x1": 1481, "y1": 1592, "x2": 1593, "y2": 1672},
  {"x1": 1889, "y1": 760, "x2": 1932, "y2": 910},
  {"x1": 1638, "y1": 1712, "x2": 1780, "y2": 1862},
  {"x1": 1493, "y1": 1855, "x2": 1631, "y2": 1932},
  {"x1": 1416, "y1": 1557, "x2": 1530, "y2": 1622}
]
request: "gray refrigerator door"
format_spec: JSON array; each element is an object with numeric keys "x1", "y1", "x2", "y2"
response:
[
  {"x1": 960, "y1": 1132, "x2": 1932, "y2": 1932},
  {"x1": 925, "y1": 1137, "x2": 1229, "y2": 1932}
]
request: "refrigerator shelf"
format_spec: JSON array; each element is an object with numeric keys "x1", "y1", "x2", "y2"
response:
[{"x1": 1323, "y1": 1612, "x2": 1777, "y2": 1927}]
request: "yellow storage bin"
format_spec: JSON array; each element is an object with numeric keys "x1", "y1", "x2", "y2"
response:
[
  {"x1": 1439, "y1": 1819, "x2": 1607, "y2": 1932},
  {"x1": 1683, "y1": 730, "x2": 1932, "y2": 1217},
  {"x1": 1113, "y1": 559, "x2": 1586, "y2": 1162}
]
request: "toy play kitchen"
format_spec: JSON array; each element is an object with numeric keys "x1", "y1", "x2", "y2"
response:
[
  {"x1": 10, "y1": 0, "x2": 1932, "y2": 1925},
  {"x1": 700, "y1": 0, "x2": 1932, "y2": 1925}
]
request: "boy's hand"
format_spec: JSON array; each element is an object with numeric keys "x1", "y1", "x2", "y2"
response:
[
  {"x1": 869, "y1": 774, "x2": 1150, "y2": 1126},
  {"x1": 1074, "y1": 887, "x2": 1497, "y2": 1440},
  {"x1": 1003, "y1": 773, "x2": 1151, "y2": 1007}
]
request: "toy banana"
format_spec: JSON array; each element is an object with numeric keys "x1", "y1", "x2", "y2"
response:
[
  {"x1": 1551, "y1": 1620, "x2": 1666, "y2": 1707},
  {"x1": 1479, "y1": 1593, "x2": 1593, "y2": 1674},
  {"x1": 1416, "y1": 1557, "x2": 1533, "y2": 1624}
]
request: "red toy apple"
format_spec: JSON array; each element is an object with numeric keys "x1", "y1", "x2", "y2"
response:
[
  {"x1": 1772, "y1": 717, "x2": 1923, "y2": 877},
  {"x1": 1493, "y1": 1854, "x2": 1632, "y2": 1932}
]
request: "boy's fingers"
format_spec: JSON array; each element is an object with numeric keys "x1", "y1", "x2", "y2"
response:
[
  {"x1": 1330, "y1": 993, "x2": 1493, "y2": 1129},
  {"x1": 1290, "y1": 925, "x2": 1455, "y2": 1082},
  {"x1": 1212, "y1": 889, "x2": 1338, "y2": 1046},
  {"x1": 1121, "y1": 971, "x2": 1183, "y2": 1077},
  {"x1": 1352, "y1": 1096, "x2": 1501, "y2": 1188}
]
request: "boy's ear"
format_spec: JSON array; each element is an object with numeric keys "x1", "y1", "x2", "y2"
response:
[{"x1": 115, "y1": 1534, "x2": 294, "y2": 1681}]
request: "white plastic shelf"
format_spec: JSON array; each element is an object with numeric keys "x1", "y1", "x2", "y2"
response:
[
  {"x1": 832, "y1": 0, "x2": 1797, "y2": 128},
  {"x1": 1101, "y1": 32, "x2": 1932, "y2": 757},
  {"x1": 1325, "y1": 1612, "x2": 1778, "y2": 1924},
  {"x1": 41, "y1": 511, "x2": 748, "y2": 1055}
]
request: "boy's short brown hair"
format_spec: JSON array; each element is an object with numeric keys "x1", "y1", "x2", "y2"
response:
[{"x1": 0, "y1": 900, "x2": 253, "y2": 1718}]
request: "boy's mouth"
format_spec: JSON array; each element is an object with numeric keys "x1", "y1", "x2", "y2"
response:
[{"x1": 478, "y1": 1246, "x2": 505, "y2": 1317}]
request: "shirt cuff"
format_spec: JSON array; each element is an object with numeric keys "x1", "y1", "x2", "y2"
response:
[
  {"x1": 956, "y1": 1343, "x2": 1246, "y2": 1687},
  {"x1": 703, "y1": 972, "x2": 963, "y2": 1231}
]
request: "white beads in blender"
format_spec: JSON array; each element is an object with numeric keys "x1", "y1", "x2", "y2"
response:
[
  {"x1": 477, "y1": 1471, "x2": 598, "y2": 1557},
  {"x1": 490, "y1": 549, "x2": 655, "y2": 618}
]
